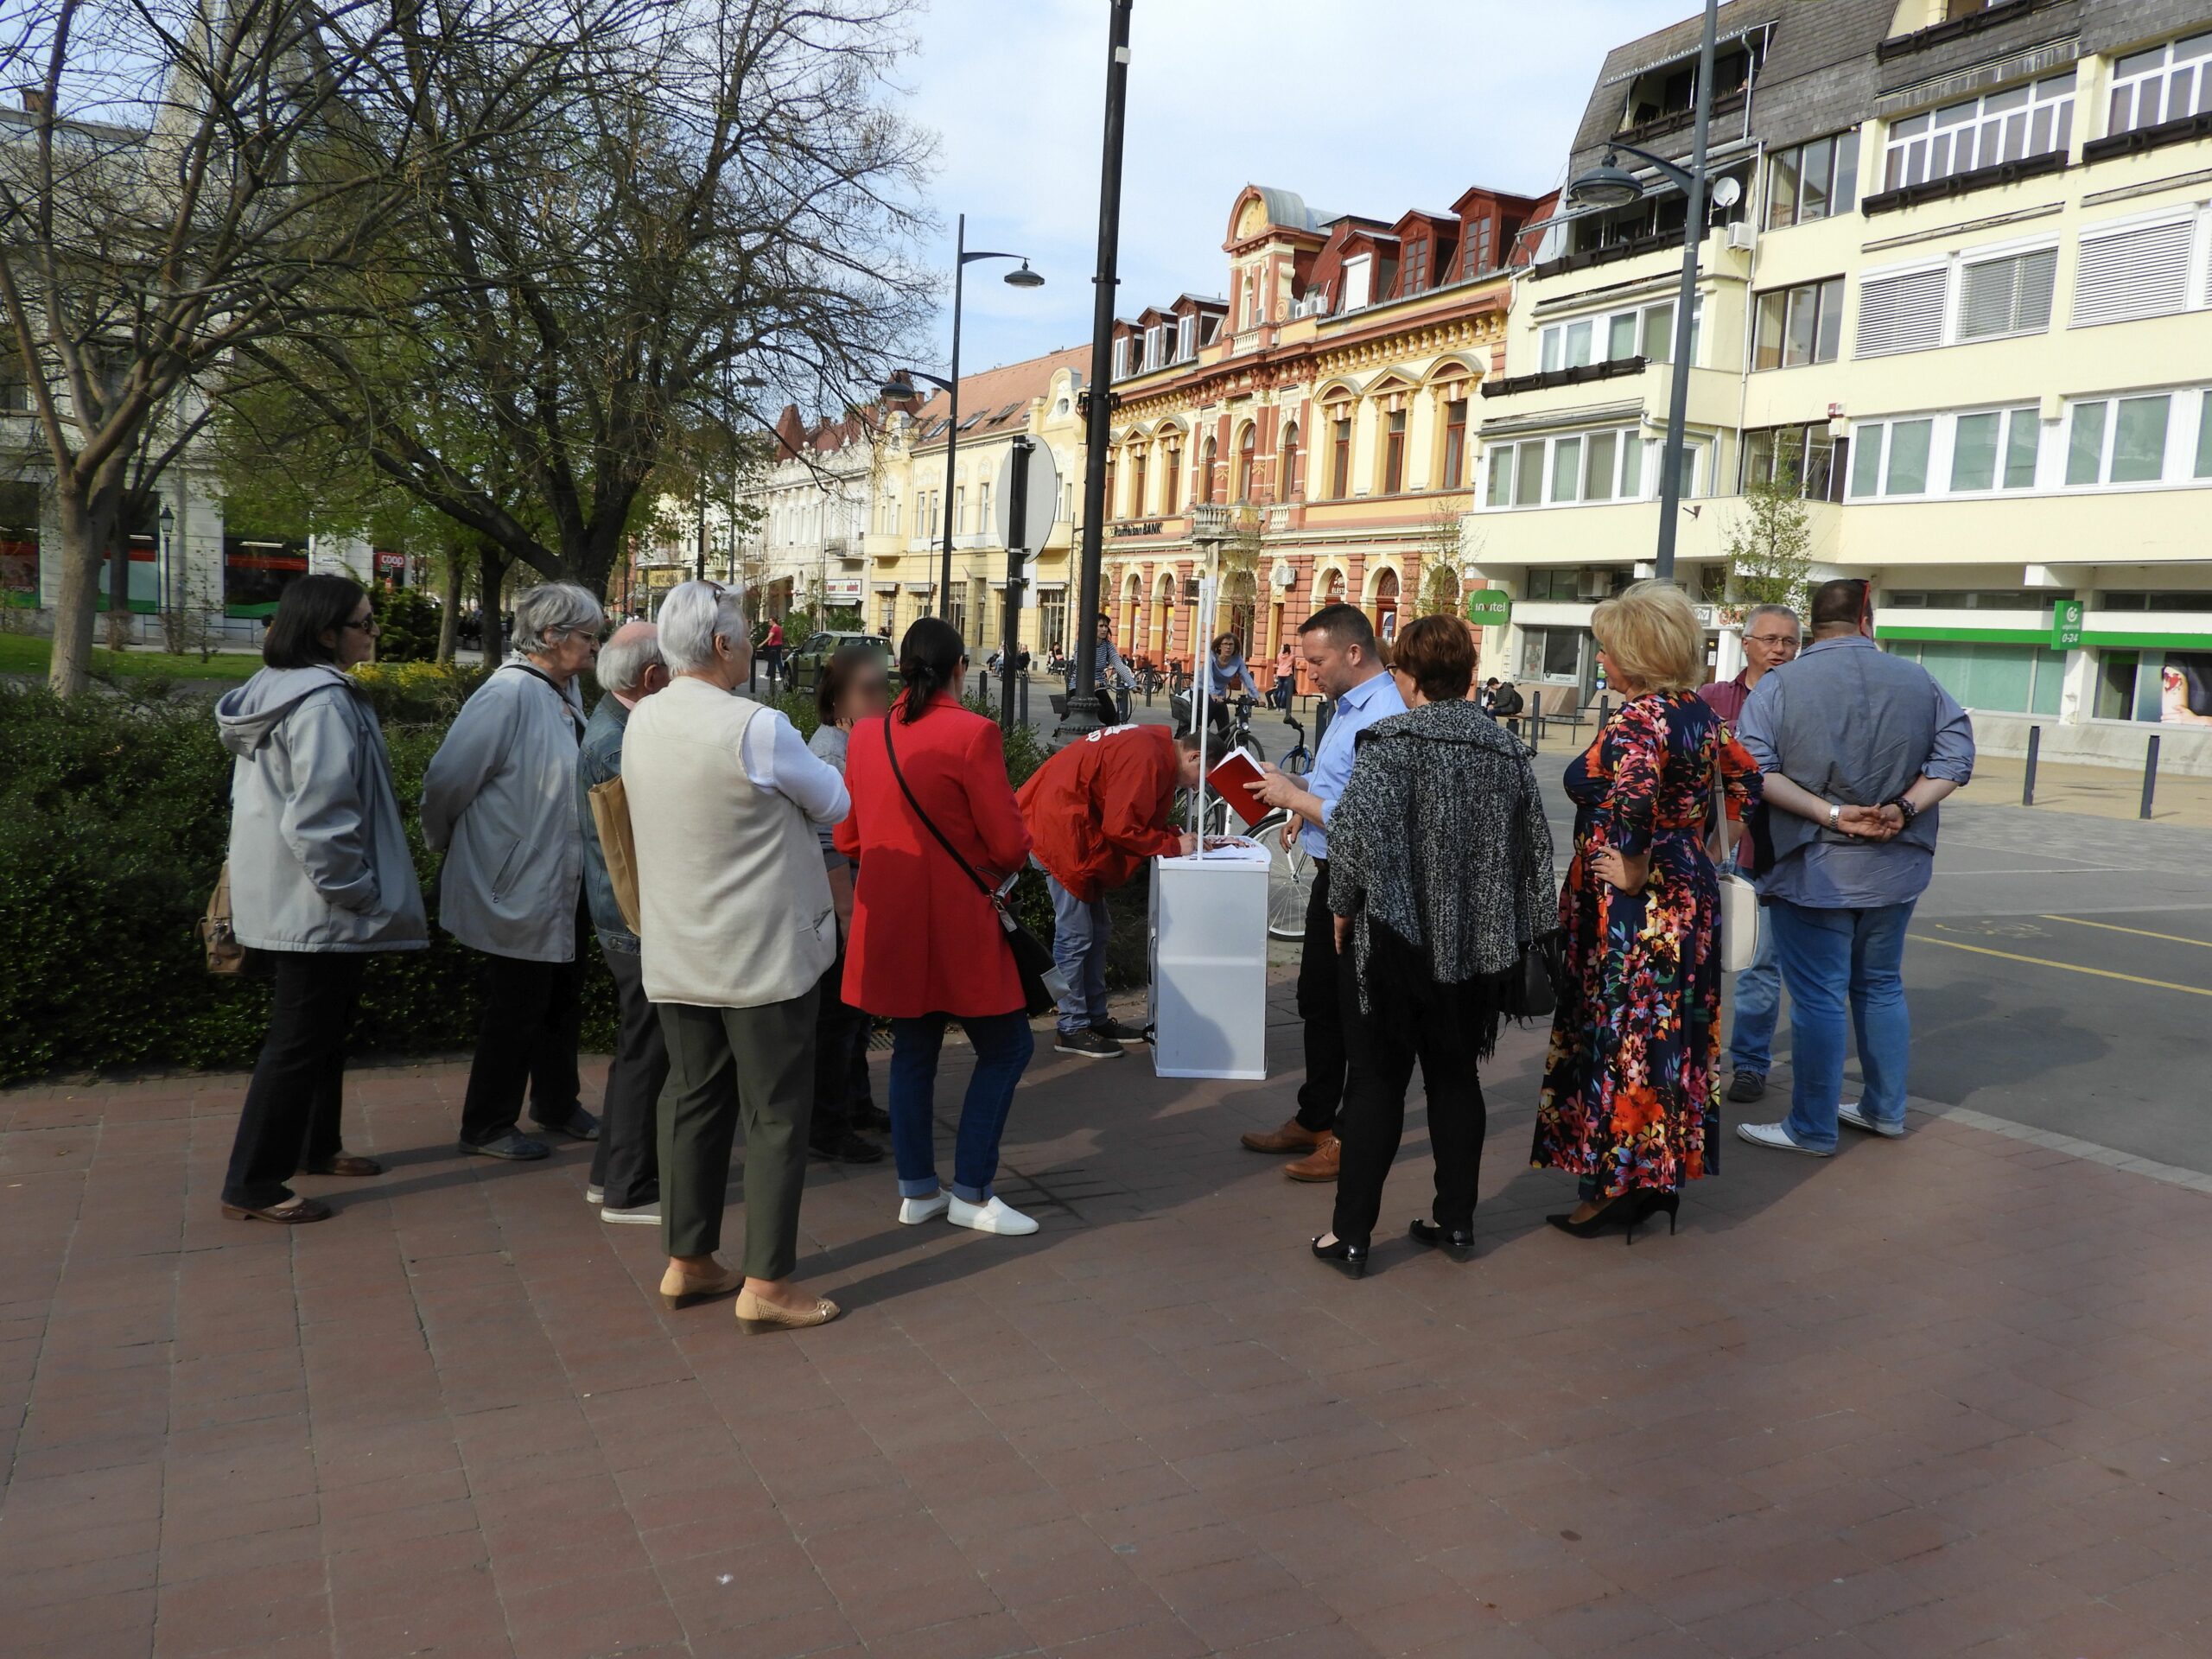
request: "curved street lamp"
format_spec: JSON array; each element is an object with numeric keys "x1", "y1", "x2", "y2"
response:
[
  {"x1": 1561, "y1": 0, "x2": 1717, "y2": 584},
  {"x1": 881, "y1": 214, "x2": 1043, "y2": 622}
]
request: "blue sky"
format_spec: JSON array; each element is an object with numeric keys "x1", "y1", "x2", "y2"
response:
[{"x1": 896, "y1": 0, "x2": 1700, "y2": 373}]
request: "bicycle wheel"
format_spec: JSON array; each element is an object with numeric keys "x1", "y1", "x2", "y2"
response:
[
  {"x1": 1281, "y1": 746, "x2": 1313, "y2": 778},
  {"x1": 1264, "y1": 819, "x2": 1312, "y2": 940}
]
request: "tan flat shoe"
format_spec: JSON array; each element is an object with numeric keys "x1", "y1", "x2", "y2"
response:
[
  {"x1": 658, "y1": 1262, "x2": 742, "y2": 1311},
  {"x1": 734, "y1": 1288, "x2": 841, "y2": 1334}
]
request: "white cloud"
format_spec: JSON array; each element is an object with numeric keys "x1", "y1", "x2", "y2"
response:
[{"x1": 897, "y1": 0, "x2": 1697, "y2": 372}]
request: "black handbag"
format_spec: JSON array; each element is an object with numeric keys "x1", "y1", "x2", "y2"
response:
[
  {"x1": 1502, "y1": 773, "x2": 1570, "y2": 1022},
  {"x1": 881, "y1": 715, "x2": 1065, "y2": 1019}
]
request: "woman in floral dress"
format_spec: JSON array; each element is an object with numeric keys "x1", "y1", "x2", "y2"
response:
[{"x1": 1530, "y1": 581, "x2": 1761, "y2": 1238}]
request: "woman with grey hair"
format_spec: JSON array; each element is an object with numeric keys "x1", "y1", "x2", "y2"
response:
[{"x1": 423, "y1": 581, "x2": 607, "y2": 1161}]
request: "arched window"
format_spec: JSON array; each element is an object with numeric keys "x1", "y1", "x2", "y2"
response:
[
  {"x1": 1103, "y1": 454, "x2": 1118, "y2": 520},
  {"x1": 1234, "y1": 423, "x2": 1255, "y2": 503},
  {"x1": 1320, "y1": 568, "x2": 1347, "y2": 606},
  {"x1": 1131, "y1": 446, "x2": 1149, "y2": 518},
  {"x1": 1280, "y1": 422, "x2": 1301, "y2": 499},
  {"x1": 1373, "y1": 568, "x2": 1401, "y2": 643},
  {"x1": 1201, "y1": 436, "x2": 1218, "y2": 505}
]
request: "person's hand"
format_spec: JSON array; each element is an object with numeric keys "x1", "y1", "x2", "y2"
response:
[
  {"x1": 1589, "y1": 847, "x2": 1649, "y2": 893},
  {"x1": 1280, "y1": 816, "x2": 1301, "y2": 853},
  {"x1": 1245, "y1": 764, "x2": 1304, "y2": 812},
  {"x1": 1332, "y1": 915, "x2": 1351, "y2": 954},
  {"x1": 1836, "y1": 804, "x2": 1899, "y2": 841},
  {"x1": 1177, "y1": 831, "x2": 1199, "y2": 856}
]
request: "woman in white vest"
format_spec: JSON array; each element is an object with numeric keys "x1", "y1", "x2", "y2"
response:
[
  {"x1": 620, "y1": 581, "x2": 849, "y2": 1334},
  {"x1": 421, "y1": 582, "x2": 606, "y2": 1162}
]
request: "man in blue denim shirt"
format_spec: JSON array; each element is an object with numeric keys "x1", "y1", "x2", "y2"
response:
[
  {"x1": 1733, "y1": 580, "x2": 1974, "y2": 1156},
  {"x1": 1240, "y1": 603, "x2": 1408, "y2": 1180}
]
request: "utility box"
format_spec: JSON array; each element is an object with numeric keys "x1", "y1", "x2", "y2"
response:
[{"x1": 1149, "y1": 842, "x2": 1271, "y2": 1081}]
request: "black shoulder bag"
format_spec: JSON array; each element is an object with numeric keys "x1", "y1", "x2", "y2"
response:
[{"x1": 881, "y1": 715, "x2": 1066, "y2": 1019}]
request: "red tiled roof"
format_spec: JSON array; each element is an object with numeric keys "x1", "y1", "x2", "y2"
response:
[{"x1": 903, "y1": 344, "x2": 1089, "y2": 451}]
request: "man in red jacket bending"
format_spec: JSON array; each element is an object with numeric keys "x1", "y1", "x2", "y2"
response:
[{"x1": 1018, "y1": 725, "x2": 1204, "y2": 1060}]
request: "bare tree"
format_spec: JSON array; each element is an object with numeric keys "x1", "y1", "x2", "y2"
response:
[
  {"x1": 0, "y1": 0, "x2": 572, "y2": 695},
  {"x1": 246, "y1": 0, "x2": 935, "y2": 601}
]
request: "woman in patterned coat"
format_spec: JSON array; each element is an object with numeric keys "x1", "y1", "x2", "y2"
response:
[{"x1": 1530, "y1": 581, "x2": 1761, "y2": 1239}]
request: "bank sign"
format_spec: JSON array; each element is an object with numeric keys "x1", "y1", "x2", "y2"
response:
[
  {"x1": 1465, "y1": 589, "x2": 1512, "y2": 627},
  {"x1": 2050, "y1": 600, "x2": 2083, "y2": 650}
]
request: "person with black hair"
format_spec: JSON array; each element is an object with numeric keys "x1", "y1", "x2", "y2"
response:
[
  {"x1": 836, "y1": 619, "x2": 1042, "y2": 1236},
  {"x1": 213, "y1": 575, "x2": 427, "y2": 1223}
]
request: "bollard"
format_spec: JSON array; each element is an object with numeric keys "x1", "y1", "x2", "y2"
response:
[
  {"x1": 1019, "y1": 671, "x2": 1029, "y2": 726},
  {"x1": 1527, "y1": 709, "x2": 1539, "y2": 755},
  {"x1": 2022, "y1": 724, "x2": 2040, "y2": 807},
  {"x1": 2141, "y1": 733, "x2": 2161, "y2": 820}
]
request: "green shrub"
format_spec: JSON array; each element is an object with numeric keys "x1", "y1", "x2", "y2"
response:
[{"x1": 371, "y1": 585, "x2": 443, "y2": 664}]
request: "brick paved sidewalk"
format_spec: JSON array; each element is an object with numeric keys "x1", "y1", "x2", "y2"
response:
[{"x1": 5, "y1": 985, "x2": 2212, "y2": 1659}]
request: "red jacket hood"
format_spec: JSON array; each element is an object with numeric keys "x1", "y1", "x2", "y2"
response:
[{"x1": 1015, "y1": 725, "x2": 1185, "y2": 902}]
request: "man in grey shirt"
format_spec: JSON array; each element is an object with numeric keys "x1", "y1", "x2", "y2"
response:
[{"x1": 1733, "y1": 579, "x2": 1974, "y2": 1156}]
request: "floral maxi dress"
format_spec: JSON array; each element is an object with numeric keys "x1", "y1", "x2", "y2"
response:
[{"x1": 1529, "y1": 692, "x2": 1760, "y2": 1197}]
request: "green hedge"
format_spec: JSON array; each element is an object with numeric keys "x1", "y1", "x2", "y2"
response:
[{"x1": 0, "y1": 678, "x2": 1141, "y2": 1085}]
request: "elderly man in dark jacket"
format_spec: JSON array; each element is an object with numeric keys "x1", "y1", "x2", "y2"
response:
[{"x1": 575, "y1": 621, "x2": 671, "y2": 1224}]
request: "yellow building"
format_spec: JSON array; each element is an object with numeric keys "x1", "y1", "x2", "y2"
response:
[{"x1": 1473, "y1": 0, "x2": 2212, "y2": 771}]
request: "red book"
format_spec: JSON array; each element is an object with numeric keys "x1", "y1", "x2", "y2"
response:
[{"x1": 1205, "y1": 747, "x2": 1270, "y2": 829}]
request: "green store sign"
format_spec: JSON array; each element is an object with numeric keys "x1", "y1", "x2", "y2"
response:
[
  {"x1": 1465, "y1": 589, "x2": 1512, "y2": 627},
  {"x1": 2050, "y1": 600, "x2": 2083, "y2": 651}
]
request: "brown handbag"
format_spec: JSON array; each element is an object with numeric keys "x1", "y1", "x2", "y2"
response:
[
  {"x1": 199, "y1": 864, "x2": 248, "y2": 975},
  {"x1": 587, "y1": 773, "x2": 644, "y2": 935}
]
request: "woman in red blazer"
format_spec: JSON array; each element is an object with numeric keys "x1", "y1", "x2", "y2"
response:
[{"x1": 836, "y1": 618, "x2": 1040, "y2": 1236}]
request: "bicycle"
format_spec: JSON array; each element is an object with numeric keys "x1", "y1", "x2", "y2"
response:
[
  {"x1": 1175, "y1": 799, "x2": 1312, "y2": 942},
  {"x1": 1276, "y1": 709, "x2": 1313, "y2": 778}
]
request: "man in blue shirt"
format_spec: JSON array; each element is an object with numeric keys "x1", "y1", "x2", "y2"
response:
[
  {"x1": 1241, "y1": 603, "x2": 1408, "y2": 1180},
  {"x1": 1733, "y1": 579, "x2": 1974, "y2": 1156}
]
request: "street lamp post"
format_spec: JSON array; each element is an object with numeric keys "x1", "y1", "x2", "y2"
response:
[
  {"x1": 1562, "y1": 0, "x2": 1717, "y2": 585},
  {"x1": 883, "y1": 217, "x2": 1041, "y2": 626}
]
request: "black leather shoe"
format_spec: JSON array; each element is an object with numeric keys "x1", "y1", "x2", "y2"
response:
[
  {"x1": 810, "y1": 1130, "x2": 886, "y2": 1166},
  {"x1": 1311, "y1": 1235, "x2": 1369, "y2": 1278},
  {"x1": 1409, "y1": 1219, "x2": 1475, "y2": 1256}
]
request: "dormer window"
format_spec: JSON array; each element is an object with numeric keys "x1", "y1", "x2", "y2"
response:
[
  {"x1": 1177, "y1": 315, "x2": 1196, "y2": 360},
  {"x1": 1402, "y1": 240, "x2": 1428, "y2": 296},
  {"x1": 1112, "y1": 336, "x2": 1132, "y2": 379},
  {"x1": 1462, "y1": 217, "x2": 1494, "y2": 278},
  {"x1": 1618, "y1": 37, "x2": 1759, "y2": 131},
  {"x1": 1341, "y1": 254, "x2": 1372, "y2": 311},
  {"x1": 1143, "y1": 324, "x2": 1164, "y2": 370}
]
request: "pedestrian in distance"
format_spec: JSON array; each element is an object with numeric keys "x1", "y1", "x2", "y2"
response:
[
  {"x1": 575, "y1": 620, "x2": 671, "y2": 1226},
  {"x1": 1273, "y1": 639, "x2": 1297, "y2": 710},
  {"x1": 1015, "y1": 724, "x2": 1204, "y2": 1060},
  {"x1": 1734, "y1": 578, "x2": 1974, "y2": 1155},
  {"x1": 1531, "y1": 581, "x2": 1761, "y2": 1240},
  {"x1": 422, "y1": 582, "x2": 607, "y2": 1162},
  {"x1": 1310, "y1": 615, "x2": 1555, "y2": 1276},
  {"x1": 836, "y1": 618, "x2": 1042, "y2": 1237},
  {"x1": 620, "y1": 581, "x2": 848, "y2": 1332},
  {"x1": 1070, "y1": 611, "x2": 1137, "y2": 726},
  {"x1": 1698, "y1": 604, "x2": 1802, "y2": 1105},
  {"x1": 213, "y1": 575, "x2": 427, "y2": 1224},
  {"x1": 1239, "y1": 602, "x2": 1409, "y2": 1182},
  {"x1": 1478, "y1": 677, "x2": 1500, "y2": 715},
  {"x1": 1489, "y1": 677, "x2": 1525, "y2": 733},
  {"x1": 807, "y1": 643, "x2": 896, "y2": 1165},
  {"x1": 760, "y1": 616, "x2": 785, "y2": 682}
]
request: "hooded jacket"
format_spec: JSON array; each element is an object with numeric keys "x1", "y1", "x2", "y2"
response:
[
  {"x1": 1015, "y1": 723, "x2": 1185, "y2": 903},
  {"x1": 420, "y1": 660, "x2": 587, "y2": 963},
  {"x1": 214, "y1": 664, "x2": 428, "y2": 953}
]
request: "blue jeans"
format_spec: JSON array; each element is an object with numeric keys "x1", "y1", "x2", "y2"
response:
[
  {"x1": 1767, "y1": 899, "x2": 1916, "y2": 1152},
  {"x1": 1047, "y1": 874, "x2": 1110, "y2": 1036},
  {"x1": 1726, "y1": 920, "x2": 1783, "y2": 1077},
  {"x1": 888, "y1": 1011, "x2": 1034, "y2": 1202}
]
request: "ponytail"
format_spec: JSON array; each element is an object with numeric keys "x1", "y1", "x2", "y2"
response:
[{"x1": 896, "y1": 616, "x2": 965, "y2": 724}]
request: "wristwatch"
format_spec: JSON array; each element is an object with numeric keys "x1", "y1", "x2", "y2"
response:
[{"x1": 1827, "y1": 803, "x2": 1842, "y2": 830}]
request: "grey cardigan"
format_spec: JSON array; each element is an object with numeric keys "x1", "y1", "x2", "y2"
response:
[
  {"x1": 215, "y1": 665, "x2": 428, "y2": 953},
  {"x1": 421, "y1": 659, "x2": 587, "y2": 963}
]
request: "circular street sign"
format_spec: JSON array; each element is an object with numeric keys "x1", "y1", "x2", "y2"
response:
[{"x1": 995, "y1": 442, "x2": 1061, "y2": 553}]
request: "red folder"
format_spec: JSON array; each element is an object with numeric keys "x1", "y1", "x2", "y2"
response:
[{"x1": 1205, "y1": 747, "x2": 1270, "y2": 829}]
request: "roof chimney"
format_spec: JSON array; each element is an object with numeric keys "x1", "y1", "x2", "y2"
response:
[{"x1": 20, "y1": 89, "x2": 50, "y2": 115}]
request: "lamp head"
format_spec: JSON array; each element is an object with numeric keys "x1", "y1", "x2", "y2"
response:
[
  {"x1": 1565, "y1": 153, "x2": 1645, "y2": 210},
  {"x1": 1003, "y1": 260, "x2": 1044, "y2": 289},
  {"x1": 880, "y1": 371, "x2": 918, "y2": 401}
]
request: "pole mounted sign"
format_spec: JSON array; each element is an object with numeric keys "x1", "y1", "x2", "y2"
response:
[
  {"x1": 2050, "y1": 599, "x2": 2084, "y2": 651},
  {"x1": 1465, "y1": 589, "x2": 1512, "y2": 627},
  {"x1": 994, "y1": 442, "x2": 1060, "y2": 555}
]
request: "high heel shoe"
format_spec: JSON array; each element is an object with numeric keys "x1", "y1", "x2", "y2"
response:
[
  {"x1": 1310, "y1": 1235, "x2": 1369, "y2": 1278},
  {"x1": 1545, "y1": 1193, "x2": 1640, "y2": 1243},
  {"x1": 1633, "y1": 1190, "x2": 1680, "y2": 1236},
  {"x1": 1408, "y1": 1219, "x2": 1475, "y2": 1257}
]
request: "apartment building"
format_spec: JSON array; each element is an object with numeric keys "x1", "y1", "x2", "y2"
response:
[{"x1": 1472, "y1": 0, "x2": 2212, "y2": 770}]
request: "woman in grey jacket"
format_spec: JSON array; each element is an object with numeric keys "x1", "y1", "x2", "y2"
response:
[
  {"x1": 215, "y1": 575, "x2": 427, "y2": 1224},
  {"x1": 421, "y1": 582, "x2": 605, "y2": 1161}
]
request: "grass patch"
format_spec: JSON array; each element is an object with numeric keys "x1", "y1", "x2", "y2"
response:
[{"x1": 0, "y1": 632, "x2": 257, "y2": 683}]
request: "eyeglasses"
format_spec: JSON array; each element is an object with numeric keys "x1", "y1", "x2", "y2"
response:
[
  {"x1": 1745, "y1": 632, "x2": 1799, "y2": 647},
  {"x1": 343, "y1": 615, "x2": 379, "y2": 635}
]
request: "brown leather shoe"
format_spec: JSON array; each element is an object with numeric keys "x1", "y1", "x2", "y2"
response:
[
  {"x1": 1242, "y1": 1118, "x2": 1323, "y2": 1154},
  {"x1": 1284, "y1": 1133, "x2": 1340, "y2": 1183}
]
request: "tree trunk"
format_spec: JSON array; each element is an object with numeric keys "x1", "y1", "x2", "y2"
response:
[
  {"x1": 436, "y1": 542, "x2": 462, "y2": 663},
  {"x1": 47, "y1": 486, "x2": 114, "y2": 698},
  {"x1": 480, "y1": 541, "x2": 506, "y2": 664}
]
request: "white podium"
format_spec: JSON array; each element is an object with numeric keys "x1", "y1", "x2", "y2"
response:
[{"x1": 1148, "y1": 841, "x2": 1271, "y2": 1080}]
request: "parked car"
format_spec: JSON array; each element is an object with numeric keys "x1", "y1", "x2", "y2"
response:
[{"x1": 785, "y1": 630, "x2": 898, "y2": 696}]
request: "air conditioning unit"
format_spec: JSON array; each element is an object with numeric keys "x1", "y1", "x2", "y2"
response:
[
  {"x1": 1577, "y1": 569, "x2": 1613, "y2": 601},
  {"x1": 1726, "y1": 220, "x2": 1756, "y2": 253}
]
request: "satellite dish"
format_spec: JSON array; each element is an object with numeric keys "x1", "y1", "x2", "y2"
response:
[{"x1": 1710, "y1": 176, "x2": 1743, "y2": 211}]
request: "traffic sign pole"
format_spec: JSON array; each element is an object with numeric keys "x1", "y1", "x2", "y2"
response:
[{"x1": 1001, "y1": 436, "x2": 1033, "y2": 737}]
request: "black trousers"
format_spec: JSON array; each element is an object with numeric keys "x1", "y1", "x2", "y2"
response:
[
  {"x1": 1294, "y1": 860, "x2": 1348, "y2": 1134},
  {"x1": 588, "y1": 941, "x2": 664, "y2": 1208},
  {"x1": 459, "y1": 936, "x2": 585, "y2": 1147},
  {"x1": 810, "y1": 945, "x2": 870, "y2": 1146},
  {"x1": 223, "y1": 951, "x2": 371, "y2": 1209},
  {"x1": 1331, "y1": 944, "x2": 1490, "y2": 1247}
]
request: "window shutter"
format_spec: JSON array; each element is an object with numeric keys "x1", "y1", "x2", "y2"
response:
[
  {"x1": 1855, "y1": 267, "x2": 1948, "y2": 357},
  {"x1": 2074, "y1": 219, "x2": 2193, "y2": 327},
  {"x1": 1960, "y1": 248, "x2": 2055, "y2": 340}
]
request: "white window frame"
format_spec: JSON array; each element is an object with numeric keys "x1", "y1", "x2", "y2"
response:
[
  {"x1": 1855, "y1": 232, "x2": 2061, "y2": 359},
  {"x1": 2107, "y1": 30, "x2": 2212, "y2": 138},
  {"x1": 1478, "y1": 425, "x2": 1667, "y2": 510},
  {"x1": 1955, "y1": 245, "x2": 2058, "y2": 343},
  {"x1": 2062, "y1": 391, "x2": 2179, "y2": 489},
  {"x1": 1143, "y1": 324, "x2": 1164, "y2": 371},
  {"x1": 1176, "y1": 315, "x2": 1196, "y2": 360},
  {"x1": 1882, "y1": 72, "x2": 2075, "y2": 192},
  {"x1": 1847, "y1": 385, "x2": 2212, "y2": 502},
  {"x1": 1341, "y1": 255, "x2": 1372, "y2": 312},
  {"x1": 2070, "y1": 204, "x2": 2212, "y2": 330},
  {"x1": 1537, "y1": 295, "x2": 1703, "y2": 374}
]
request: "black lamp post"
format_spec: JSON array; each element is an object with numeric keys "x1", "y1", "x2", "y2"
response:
[
  {"x1": 882, "y1": 217, "x2": 1042, "y2": 624},
  {"x1": 1564, "y1": 0, "x2": 1717, "y2": 584},
  {"x1": 157, "y1": 502, "x2": 175, "y2": 619}
]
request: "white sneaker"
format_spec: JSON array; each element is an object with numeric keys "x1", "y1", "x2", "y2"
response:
[
  {"x1": 585, "y1": 1184, "x2": 605, "y2": 1205},
  {"x1": 1735, "y1": 1121, "x2": 1833, "y2": 1157},
  {"x1": 601, "y1": 1201, "x2": 661, "y2": 1225},
  {"x1": 1837, "y1": 1101, "x2": 1906, "y2": 1139},
  {"x1": 899, "y1": 1191, "x2": 951, "y2": 1225},
  {"x1": 948, "y1": 1195, "x2": 1039, "y2": 1236}
]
